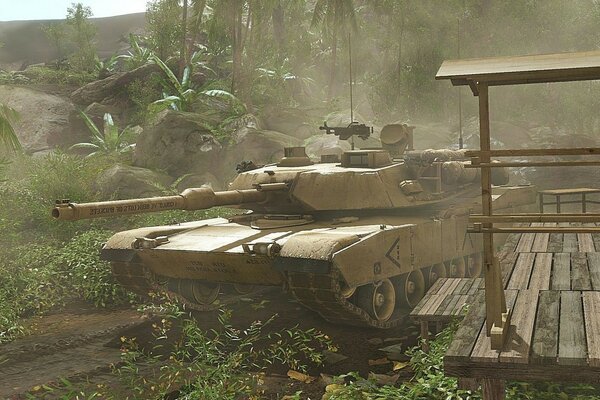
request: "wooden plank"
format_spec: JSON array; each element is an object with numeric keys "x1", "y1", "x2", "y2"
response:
[
  {"x1": 499, "y1": 290, "x2": 539, "y2": 364},
  {"x1": 434, "y1": 293, "x2": 456, "y2": 316},
  {"x1": 531, "y1": 232, "x2": 550, "y2": 252},
  {"x1": 562, "y1": 233, "x2": 578, "y2": 252},
  {"x1": 571, "y1": 253, "x2": 592, "y2": 290},
  {"x1": 552, "y1": 253, "x2": 571, "y2": 290},
  {"x1": 578, "y1": 233, "x2": 595, "y2": 252},
  {"x1": 453, "y1": 279, "x2": 471, "y2": 296},
  {"x1": 516, "y1": 232, "x2": 535, "y2": 253},
  {"x1": 558, "y1": 291, "x2": 586, "y2": 366},
  {"x1": 507, "y1": 253, "x2": 535, "y2": 290},
  {"x1": 451, "y1": 294, "x2": 471, "y2": 316},
  {"x1": 531, "y1": 290, "x2": 560, "y2": 365},
  {"x1": 442, "y1": 295, "x2": 462, "y2": 316},
  {"x1": 445, "y1": 292, "x2": 487, "y2": 362},
  {"x1": 421, "y1": 279, "x2": 462, "y2": 316},
  {"x1": 470, "y1": 290, "x2": 518, "y2": 363},
  {"x1": 414, "y1": 294, "x2": 442, "y2": 316},
  {"x1": 587, "y1": 253, "x2": 600, "y2": 290},
  {"x1": 500, "y1": 253, "x2": 518, "y2": 289},
  {"x1": 582, "y1": 291, "x2": 600, "y2": 367},
  {"x1": 412, "y1": 278, "x2": 446, "y2": 316},
  {"x1": 428, "y1": 277, "x2": 447, "y2": 295},
  {"x1": 528, "y1": 253, "x2": 552, "y2": 290},
  {"x1": 547, "y1": 233, "x2": 564, "y2": 253}
]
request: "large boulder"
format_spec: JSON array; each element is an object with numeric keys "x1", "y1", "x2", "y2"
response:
[
  {"x1": 262, "y1": 108, "x2": 316, "y2": 140},
  {"x1": 134, "y1": 109, "x2": 222, "y2": 177},
  {"x1": 71, "y1": 63, "x2": 160, "y2": 105},
  {"x1": 221, "y1": 127, "x2": 302, "y2": 182},
  {"x1": 0, "y1": 85, "x2": 84, "y2": 153},
  {"x1": 96, "y1": 164, "x2": 173, "y2": 199},
  {"x1": 175, "y1": 172, "x2": 222, "y2": 192}
]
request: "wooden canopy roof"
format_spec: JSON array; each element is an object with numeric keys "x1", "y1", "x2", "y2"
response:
[{"x1": 436, "y1": 50, "x2": 600, "y2": 88}]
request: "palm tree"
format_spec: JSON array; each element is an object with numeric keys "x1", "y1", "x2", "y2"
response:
[
  {"x1": 0, "y1": 103, "x2": 22, "y2": 152},
  {"x1": 311, "y1": 0, "x2": 357, "y2": 99}
]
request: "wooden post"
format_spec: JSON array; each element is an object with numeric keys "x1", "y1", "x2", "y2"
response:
[
  {"x1": 420, "y1": 321, "x2": 430, "y2": 353},
  {"x1": 478, "y1": 83, "x2": 510, "y2": 348},
  {"x1": 583, "y1": 193, "x2": 587, "y2": 213},
  {"x1": 482, "y1": 379, "x2": 505, "y2": 400}
]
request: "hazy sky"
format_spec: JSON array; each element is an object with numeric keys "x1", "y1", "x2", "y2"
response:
[{"x1": 0, "y1": 0, "x2": 148, "y2": 21}]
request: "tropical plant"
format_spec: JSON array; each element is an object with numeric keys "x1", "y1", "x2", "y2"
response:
[
  {"x1": 146, "y1": 0, "x2": 182, "y2": 60},
  {"x1": 70, "y1": 112, "x2": 135, "y2": 158},
  {"x1": 151, "y1": 54, "x2": 244, "y2": 113},
  {"x1": 93, "y1": 55, "x2": 119, "y2": 78},
  {"x1": 118, "y1": 34, "x2": 155, "y2": 70},
  {"x1": 0, "y1": 103, "x2": 22, "y2": 152}
]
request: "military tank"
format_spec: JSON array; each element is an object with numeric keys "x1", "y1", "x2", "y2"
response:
[{"x1": 52, "y1": 123, "x2": 535, "y2": 328}]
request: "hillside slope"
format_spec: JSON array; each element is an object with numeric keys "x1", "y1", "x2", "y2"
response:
[{"x1": 0, "y1": 13, "x2": 146, "y2": 70}]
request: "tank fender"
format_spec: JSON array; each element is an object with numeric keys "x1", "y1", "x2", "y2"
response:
[
  {"x1": 274, "y1": 230, "x2": 363, "y2": 274},
  {"x1": 332, "y1": 224, "x2": 415, "y2": 288},
  {"x1": 100, "y1": 218, "x2": 228, "y2": 262}
]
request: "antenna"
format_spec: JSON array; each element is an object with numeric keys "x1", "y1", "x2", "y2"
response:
[{"x1": 348, "y1": 33, "x2": 355, "y2": 150}]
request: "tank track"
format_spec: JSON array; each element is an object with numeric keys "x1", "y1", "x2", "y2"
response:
[
  {"x1": 110, "y1": 262, "x2": 266, "y2": 312},
  {"x1": 286, "y1": 267, "x2": 406, "y2": 329}
]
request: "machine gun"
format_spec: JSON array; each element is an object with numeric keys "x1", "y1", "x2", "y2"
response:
[{"x1": 319, "y1": 121, "x2": 373, "y2": 141}]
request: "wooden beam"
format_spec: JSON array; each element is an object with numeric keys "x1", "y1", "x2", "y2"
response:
[
  {"x1": 466, "y1": 160, "x2": 600, "y2": 168},
  {"x1": 469, "y1": 227, "x2": 600, "y2": 234},
  {"x1": 470, "y1": 214, "x2": 600, "y2": 223},
  {"x1": 465, "y1": 148, "x2": 600, "y2": 157}
]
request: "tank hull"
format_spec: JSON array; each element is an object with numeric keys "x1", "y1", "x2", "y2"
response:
[{"x1": 101, "y1": 185, "x2": 536, "y2": 328}]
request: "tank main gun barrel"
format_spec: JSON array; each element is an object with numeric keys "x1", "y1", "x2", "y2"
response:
[{"x1": 52, "y1": 184, "x2": 286, "y2": 221}]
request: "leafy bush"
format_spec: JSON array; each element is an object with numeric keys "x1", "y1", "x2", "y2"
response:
[
  {"x1": 112, "y1": 302, "x2": 335, "y2": 400},
  {"x1": 20, "y1": 66, "x2": 95, "y2": 86},
  {"x1": 54, "y1": 229, "x2": 130, "y2": 307}
]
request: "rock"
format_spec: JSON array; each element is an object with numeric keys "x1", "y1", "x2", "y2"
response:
[
  {"x1": 367, "y1": 338, "x2": 383, "y2": 345},
  {"x1": 378, "y1": 343, "x2": 405, "y2": 361},
  {"x1": 71, "y1": 63, "x2": 160, "y2": 105},
  {"x1": 83, "y1": 102, "x2": 122, "y2": 127},
  {"x1": 222, "y1": 127, "x2": 302, "y2": 182},
  {"x1": 175, "y1": 172, "x2": 222, "y2": 192},
  {"x1": 263, "y1": 108, "x2": 316, "y2": 140},
  {"x1": 0, "y1": 85, "x2": 84, "y2": 153},
  {"x1": 134, "y1": 109, "x2": 223, "y2": 177},
  {"x1": 96, "y1": 164, "x2": 173, "y2": 199},
  {"x1": 305, "y1": 134, "x2": 351, "y2": 159},
  {"x1": 322, "y1": 350, "x2": 348, "y2": 365}
]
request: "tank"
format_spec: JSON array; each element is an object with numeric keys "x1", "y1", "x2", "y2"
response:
[{"x1": 52, "y1": 124, "x2": 536, "y2": 328}]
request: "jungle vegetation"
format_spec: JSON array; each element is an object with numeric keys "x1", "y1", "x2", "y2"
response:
[{"x1": 2, "y1": 1, "x2": 600, "y2": 398}]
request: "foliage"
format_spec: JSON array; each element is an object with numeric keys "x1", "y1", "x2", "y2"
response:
[
  {"x1": 65, "y1": 2, "x2": 97, "y2": 72},
  {"x1": 110, "y1": 301, "x2": 335, "y2": 399},
  {"x1": 324, "y1": 320, "x2": 600, "y2": 400},
  {"x1": 119, "y1": 34, "x2": 155, "y2": 70},
  {"x1": 0, "y1": 69, "x2": 30, "y2": 85},
  {"x1": 19, "y1": 66, "x2": 95, "y2": 86},
  {"x1": 146, "y1": 0, "x2": 182, "y2": 61},
  {"x1": 0, "y1": 103, "x2": 22, "y2": 152},
  {"x1": 42, "y1": 22, "x2": 68, "y2": 59},
  {"x1": 70, "y1": 112, "x2": 136, "y2": 159},
  {"x1": 53, "y1": 229, "x2": 131, "y2": 307},
  {"x1": 94, "y1": 55, "x2": 120, "y2": 79}
]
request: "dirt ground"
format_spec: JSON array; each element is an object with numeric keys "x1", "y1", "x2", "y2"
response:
[{"x1": 0, "y1": 290, "x2": 422, "y2": 400}]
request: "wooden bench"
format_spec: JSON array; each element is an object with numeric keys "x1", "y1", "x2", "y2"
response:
[
  {"x1": 538, "y1": 188, "x2": 600, "y2": 213},
  {"x1": 410, "y1": 277, "x2": 483, "y2": 352}
]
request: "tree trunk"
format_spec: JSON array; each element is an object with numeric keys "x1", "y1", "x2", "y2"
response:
[
  {"x1": 179, "y1": 0, "x2": 188, "y2": 79},
  {"x1": 327, "y1": 23, "x2": 338, "y2": 100},
  {"x1": 272, "y1": 1, "x2": 285, "y2": 59}
]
